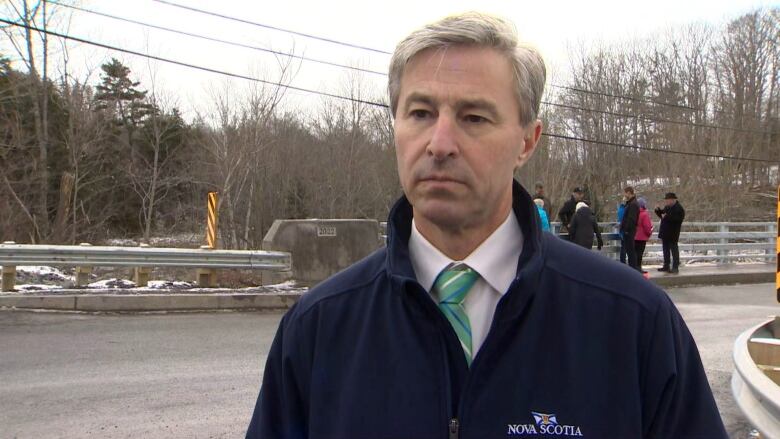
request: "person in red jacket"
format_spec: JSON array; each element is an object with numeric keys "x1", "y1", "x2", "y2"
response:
[{"x1": 634, "y1": 197, "x2": 654, "y2": 274}]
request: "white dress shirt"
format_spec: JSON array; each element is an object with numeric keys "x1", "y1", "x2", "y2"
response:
[{"x1": 408, "y1": 211, "x2": 523, "y2": 356}]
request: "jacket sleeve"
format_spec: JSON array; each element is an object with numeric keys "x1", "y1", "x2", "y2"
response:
[
  {"x1": 667, "y1": 204, "x2": 685, "y2": 224},
  {"x1": 247, "y1": 307, "x2": 309, "y2": 439},
  {"x1": 641, "y1": 297, "x2": 727, "y2": 439},
  {"x1": 621, "y1": 204, "x2": 639, "y2": 233},
  {"x1": 641, "y1": 212, "x2": 653, "y2": 237},
  {"x1": 568, "y1": 214, "x2": 578, "y2": 240},
  {"x1": 654, "y1": 207, "x2": 664, "y2": 219},
  {"x1": 593, "y1": 219, "x2": 603, "y2": 248}
]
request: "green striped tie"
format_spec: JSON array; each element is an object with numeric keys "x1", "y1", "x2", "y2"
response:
[{"x1": 433, "y1": 263, "x2": 479, "y2": 366}]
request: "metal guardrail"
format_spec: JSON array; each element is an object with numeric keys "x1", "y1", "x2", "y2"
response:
[
  {"x1": 0, "y1": 242, "x2": 291, "y2": 291},
  {"x1": 732, "y1": 318, "x2": 780, "y2": 438},
  {"x1": 379, "y1": 221, "x2": 776, "y2": 264}
]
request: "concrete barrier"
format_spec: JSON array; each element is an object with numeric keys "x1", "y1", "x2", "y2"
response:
[
  {"x1": 0, "y1": 293, "x2": 301, "y2": 312},
  {"x1": 263, "y1": 219, "x2": 381, "y2": 286}
]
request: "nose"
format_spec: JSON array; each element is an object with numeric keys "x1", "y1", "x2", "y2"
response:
[{"x1": 426, "y1": 113, "x2": 459, "y2": 160}]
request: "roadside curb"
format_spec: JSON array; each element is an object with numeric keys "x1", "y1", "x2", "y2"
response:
[
  {"x1": 0, "y1": 269, "x2": 773, "y2": 312},
  {"x1": 649, "y1": 270, "x2": 774, "y2": 288},
  {"x1": 0, "y1": 293, "x2": 302, "y2": 312}
]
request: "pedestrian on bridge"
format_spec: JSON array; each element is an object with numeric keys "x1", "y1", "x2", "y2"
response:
[
  {"x1": 247, "y1": 12, "x2": 726, "y2": 439},
  {"x1": 635, "y1": 197, "x2": 654, "y2": 274},
  {"x1": 655, "y1": 192, "x2": 686, "y2": 274},
  {"x1": 620, "y1": 186, "x2": 640, "y2": 271},
  {"x1": 568, "y1": 201, "x2": 603, "y2": 250}
]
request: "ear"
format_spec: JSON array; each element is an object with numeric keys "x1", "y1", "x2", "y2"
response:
[{"x1": 515, "y1": 119, "x2": 543, "y2": 169}]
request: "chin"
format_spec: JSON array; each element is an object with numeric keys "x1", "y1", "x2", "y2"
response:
[{"x1": 412, "y1": 201, "x2": 467, "y2": 229}]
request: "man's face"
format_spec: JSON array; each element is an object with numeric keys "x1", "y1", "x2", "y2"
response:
[
  {"x1": 574, "y1": 192, "x2": 584, "y2": 201},
  {"x1": 623, "y1": 191, "x2": 632, "y2": 200},
  {"x1": 665, "y1": 198, "x2": 675, "y2": 207},
  {"x1": 393, "y1": 46, "x2": 541, "y2": 232}
]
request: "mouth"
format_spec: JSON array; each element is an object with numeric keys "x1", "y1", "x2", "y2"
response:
[{"x1": 418, "y1": 175, "x2": 462, "y2": 185}]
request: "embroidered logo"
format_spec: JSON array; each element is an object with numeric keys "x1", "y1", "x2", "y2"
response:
[{"x1": 507, "y1": 411, "x2": 583, "y2": 436}]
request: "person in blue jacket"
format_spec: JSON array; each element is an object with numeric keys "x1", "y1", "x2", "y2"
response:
[
  {"x1": 533, "y1": 198, "x2": 550, "y2": 232},
  {"x1": 247, "y1": 12, "x2": 727, "y2": 439},
  {"x1": 617, "y1": 198, "x2": 627, "y2": 263}
]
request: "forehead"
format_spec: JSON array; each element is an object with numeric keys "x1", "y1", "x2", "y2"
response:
[{"x1": 399, "y1": 46, "x2": 519, "y2": 109}]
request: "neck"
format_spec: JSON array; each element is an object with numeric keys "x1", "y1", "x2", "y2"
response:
[{"x1": 413, "y1": 202, "x2": 512, "y2": 261}]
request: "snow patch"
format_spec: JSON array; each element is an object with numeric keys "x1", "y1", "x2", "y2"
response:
[
  {"x1": 88, "y1": 278, "x2": 136, "y2": 289},
  {"x1": 15, "y1": 265, "x2": 73, "y2": 281},
  {"x1": 264, "y1": 280, "x2": 301, "y2": 290},
  {"x1": 16, "y1": 284, "x2": 64, "y2": 291},
  {"x1": 146, "y1": 280, "x2": 196, "y2": 290}
]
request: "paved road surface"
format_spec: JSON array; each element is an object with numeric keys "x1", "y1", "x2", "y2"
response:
[{"x1": 0, "y1": 283, "x2": 777, "y2": 438}]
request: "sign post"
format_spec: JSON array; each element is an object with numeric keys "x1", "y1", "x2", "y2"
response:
[{"x1": 198, "y1": 192, "x2": 219, "y2": 287}]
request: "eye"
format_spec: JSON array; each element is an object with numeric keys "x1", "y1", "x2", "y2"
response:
[
  {"x1": 464, "y1": 114, "x2": 488, "y2": 124},
  {"x1": 410, "y1": 109, "x2": 431, "y2": 119}
]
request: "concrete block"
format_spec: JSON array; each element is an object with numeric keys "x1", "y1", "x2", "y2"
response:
[
  {"x1": 263, "y1": 219, "x2": 381, "y2": 286},
  {"x1": 74, "y1": 294, "x2": 218, "y2": 312},
  {"x1": 0, "y1": 295, "x2": 76, "y2": 310},
  {"x1": 217, "y1": 293, "x2": 300, "y2": 310}
]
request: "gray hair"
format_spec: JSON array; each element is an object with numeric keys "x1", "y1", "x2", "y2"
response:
[{"x1": 388, "y1": 12, "x2": 547, "y2": 125}]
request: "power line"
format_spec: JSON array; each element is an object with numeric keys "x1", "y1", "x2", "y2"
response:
[
  {"x1": 0, "y1": 17, "x2": 388, "y2": 108},
  {"x1": 149, "y1": 0, "x2": 734, "y2": 118},
  {"x1": 50, "y1": 2, "x2": 769, "y2": 135},
  {"x1": 151, "y1": 0, "x2": 393, "y2": 55},
  {"x1": 549, "y1": 84, "x2": 701, "y2": 112},
  {"x1": 542, "y1": 100, "x2": 770, "y2": 135},
  {"x1": 44, "y1": 0, "x2": 766, "y2": 134},
  {"x1": 543, "y1": 132, "x2": 775, "y2": 163},
  {"x1": 3, "y1": 18, "x2": 775, "y2": 165},
  {"x1": 48, "y1": 1, "x2": 386, "y2": 77}
]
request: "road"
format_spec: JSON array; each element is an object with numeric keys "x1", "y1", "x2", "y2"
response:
[{"x1": 0, "y1": 283, "x2": 777, "y2": 438}]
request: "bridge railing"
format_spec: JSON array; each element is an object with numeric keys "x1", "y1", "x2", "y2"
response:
[
  {"x1": 0, "y1": 242, "x2": 291, "y2": 291},
  {"x1": 732, "y1": 318, "x2": 780, "y2": 438},
  {"x1": 379, "y1": 221, "x2": 776, "y2": 264}
]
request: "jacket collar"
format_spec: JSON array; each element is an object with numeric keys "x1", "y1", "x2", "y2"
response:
[{"x1": 385, "y1": 180, "x2": 545, "y2": 300}]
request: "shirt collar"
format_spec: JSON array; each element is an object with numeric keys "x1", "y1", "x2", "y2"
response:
[{"x1": 408, "y1": 210, "x2": 523, "y2": 294}]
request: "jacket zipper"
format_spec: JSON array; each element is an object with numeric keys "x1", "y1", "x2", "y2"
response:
[{"x1": 449, "y1": 418, "x2": 459, "y2": 439}]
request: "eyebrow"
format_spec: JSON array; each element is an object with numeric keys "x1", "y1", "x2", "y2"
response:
[{"x1": 401, "y1": 92, "x2": 501, "y2": 121}]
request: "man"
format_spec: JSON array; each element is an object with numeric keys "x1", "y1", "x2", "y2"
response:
[
  {"x1": 532, "y1": 182, "x2": 549, "y2": 217},
  {"x1": 620, "y1": 186, "x2": 640, "y2": 271},
  {"x1": 655, "y1": 192, "x2": 686, "y2": 273},
  {"x1": 557, "y1": 187, "x2": 584, "y2": 231},
  {"x1": 247, "y1": 13, "x2": 726, "y2": 439},
  {"x1": 617, "y1": 196, "x2": 627, "y2": 263}
]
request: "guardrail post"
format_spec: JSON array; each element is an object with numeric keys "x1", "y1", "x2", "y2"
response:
[
  {"x1": 75, "y1": 243, "x2": 93, "y2": 287},
  {"x1": 1, "y1": 241, "x2": 16, "y2": 292},
  {"x1": 197, "y1": 245, "x2": 217, "y2": 288},
  {"x1": 1, "y1": 266, "x2": 15, "y2": 292},
  {"x1": 133, "y1": 243, "x2": 152, "y2": 287},
  {"x1": 717, "y1": 224, "x2": 729, "y2": 265}
]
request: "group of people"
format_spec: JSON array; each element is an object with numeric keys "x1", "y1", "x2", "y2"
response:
[{"x1": 533, "y1": 184, "x2": 686, "y2": 274}]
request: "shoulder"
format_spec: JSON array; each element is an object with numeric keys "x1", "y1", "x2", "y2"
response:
[
  {"x1": 542, "y1": 234, "x2": 669, "y2": 313},
  {"x1": 289, "y1": 247, "x2": 388, "y2": 318}
]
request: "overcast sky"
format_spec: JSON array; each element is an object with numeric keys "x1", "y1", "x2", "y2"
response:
[{"x1": 3, "y1": 0, "x2": 777, "y2": 118}]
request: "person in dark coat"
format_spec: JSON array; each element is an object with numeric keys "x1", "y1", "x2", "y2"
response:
[
  {"x1": 557, "y1": 187, "x2": 584, "y2": 231},
  {"x1": 655, "y1": 192, "x2": 686, "y2": 273},
  {"x1": 532, "y1": 182, "x2": 549, "y2": 217},
  {"x1": 620, "y1": 186, "x2": 640, "y2": 271},
  {"x1": 568, "y1": 202, "x2": 603, "y2": 250}
]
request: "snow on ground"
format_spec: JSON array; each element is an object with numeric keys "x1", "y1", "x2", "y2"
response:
[
  {"x1": 15, "y1": 266, "x2": 73, "y2": 282},
  {"x1": 87, "y1": 278, "x2": 136, "y2": 289},
  {"x1": 15, "y1": 284, "x2": 64, "y2": 291},
  {"x1": 264, "y1": 280, "x2": 301, "y2": 290},
  {"x1": 103, "y1": 234, "x2": 202, "y2": 248},
  {"x1": 145, "y1": 280, "x2": 196, "y2": 290}
]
